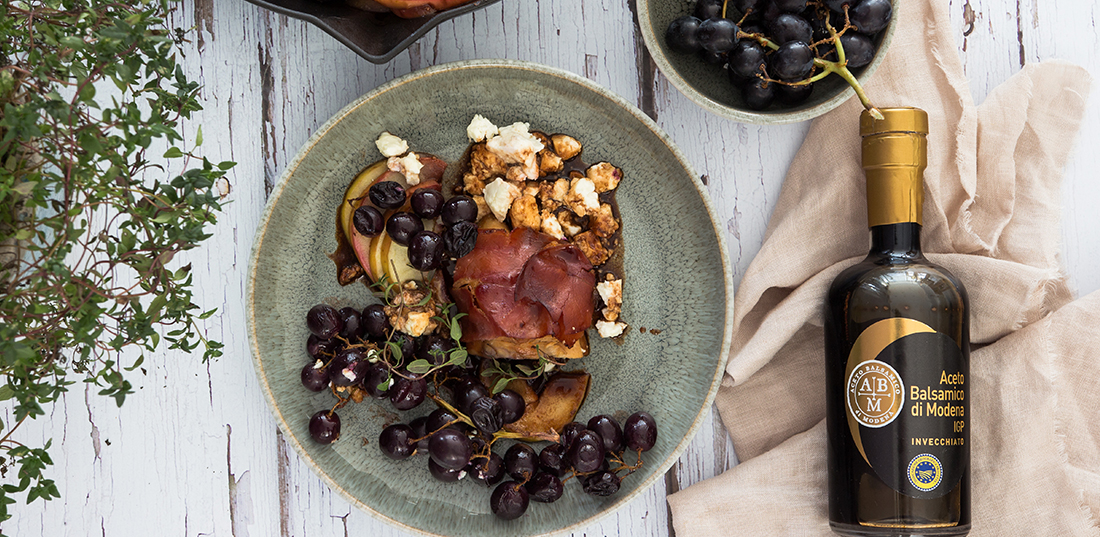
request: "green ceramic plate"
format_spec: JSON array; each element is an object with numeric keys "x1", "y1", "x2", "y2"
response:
[{"x1": 247, "y1": 59, "x2": 733, "y2": 536}]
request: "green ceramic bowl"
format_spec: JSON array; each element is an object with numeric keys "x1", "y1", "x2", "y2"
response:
[
  {"x1": 637, "y1": 0, "x2": 898, "y2": 124},
  {"x1": 247, "y1": 59, "x2": 733, "y2": 536}
]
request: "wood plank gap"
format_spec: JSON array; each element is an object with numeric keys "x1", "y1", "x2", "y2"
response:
[
  {"x1": 1015, "y1": 0, "x2": 1026, "y2": 67},
  {"x1": 226, "y1": 424, "x2": 239, "y2": 537},
  {"x1": 627, "y1": 0, "x2": 658, "y2": 121},
  {"x1": 664, "y1": 462, "x2": 680, "y2": 537},
  {"x1": 258, "y1": 39, "x2": 276, "y2": 198},
  {"x1": 276, "y1": 428, "x2": 292, "y2": 537}
]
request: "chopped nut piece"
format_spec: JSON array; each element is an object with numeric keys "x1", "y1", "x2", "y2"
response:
[
  {"x1": 565, "y1": 177, "x2": 600, "y2": 216},
  {"x1": 463, "y1": 144, "x2": 507, "y2": 195},
  {"x1": 551, "y1": 134, "x2": 582, "y2": 160},
  {"x1": 586, "y1": 162, "x2": 622, "y2": 192},
  {"x1": 375, "y1": 131, "x2": 408, "y2": 157},
  {"x1": 550, "y1": 178, "x2": 570, "y2": 201},
  {"x1": 558, "y1": 211, "x2": 584, "y2": 237},
  {"x1": 597, "y1": 278, "x2": 623, "y2": 322},
  {"x1": 522, "y1": 182, "x2": 541, "y2": 198},
  {"x1": 473, "y1": 194, "x2": 491, "y2": 222},
  {"x1": 596, "y1": 320, "x2": 627, "y2": 338},
  {"x1": 573, "y1": 231, "x2": 611, "y2": 265},
  {"x1": 531, "y1": 131, "x2": 551, "y2": 146},
  {"x1": 540, "y1": 210, "x2": 565, "y2": 239},
  {"x1": 590, "y1": 203, "x2": 619, "y2": 238},
  {"x1": 384, "y1": 281, "x2": 440, "y2": 338},
  {"x1": 483, "y1": 177, "x2": 521, "y2": 221},
  {"x1": 539, "y1": 149, "x2": 564, "y2": 175},
  {"x1": 510, "y1": 195, "x2": 541, "y2": 230},
  {"x1": 505, "y1": 165, "x2": 529, "y2": 183},
  {"x1": 467, "y1": 114, "x2": 499, "y2": 142}
]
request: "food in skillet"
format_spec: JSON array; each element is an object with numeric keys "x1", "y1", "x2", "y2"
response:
[{"x1": 321, "y1": 0, "x2": 478, "y2": 19}]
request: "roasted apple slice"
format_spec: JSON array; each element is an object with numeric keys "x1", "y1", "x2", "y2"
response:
[
  {"x1": 339, "y1": 154, "x2": 446, "y2": 284},
  {"x1": 501, "y1": 371, "x2": 590, "y2": 441}
]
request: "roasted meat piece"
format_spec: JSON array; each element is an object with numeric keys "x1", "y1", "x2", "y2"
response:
[{"x1": 452, "y1": 227, "x2": 596, "y2": 360}]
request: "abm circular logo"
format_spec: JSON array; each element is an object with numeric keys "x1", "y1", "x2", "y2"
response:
[
  {"x1": 846, "y1": 360, "x2": 904, "y2": 428},
  {"x1": 908, "y1": 454, "x2": 943, "y2": 492}
]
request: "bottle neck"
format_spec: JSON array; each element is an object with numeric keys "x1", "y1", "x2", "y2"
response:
[{"x1": 869, "y1": 222, "x2": 923, "y2": 259}]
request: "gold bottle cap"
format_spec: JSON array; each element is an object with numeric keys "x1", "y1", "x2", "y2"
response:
[
  {"x1": 861, "y1": 107, "x2": 928, "y2": 227},
  {"x1": 860, "y1": 107, "x2": 929, "y2": 136}
]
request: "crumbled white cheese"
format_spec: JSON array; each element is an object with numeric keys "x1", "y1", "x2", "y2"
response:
[
  {"x1": 466, "y1": 114, "x2": 499, "y2": 142},
  {"x1": 486, "y1": 122, "x2": 544, "y2": 180},
  {"x1": 388, "y1": 153, "x2": 424, "y2": 185},
  {"x1": 375, "y1": 131, "x2": 408, "y2": 157},
  {"x1": 312, "y1": 359, "x2": 325, "y2": 370},
  {"x1": 341, "y1": 368, "x2": 358, "y2": 382},
  {"x1": 596, "y1": 320, "x2": 628, "y2": 338},
  {"x1": 566, "y1": 177, "x2": 600, "y2": 215},
  {"x1": 597, "y1": 278, "x2": 622, "y2": 307},
  {"x1": 483, "y1": 177, "x2": 520, "y2": 221},
  {"x1": 597, "y1": 277, "x2": 623, "y2": 321},
  {"x1": 541, "y1": 212, "x2": 565, "y2": 240},
  {"x1": 365, "y1": 348, "x2": 381, "y2": 363}
]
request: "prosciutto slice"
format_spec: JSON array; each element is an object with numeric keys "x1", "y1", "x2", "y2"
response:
[{"x1": 453, "y1": 228, "x2": 595, "y2": 351}]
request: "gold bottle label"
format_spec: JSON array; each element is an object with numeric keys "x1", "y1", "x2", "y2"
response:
[{"x1": 844, "y1": 318, "x2": 968, "y2": 499}]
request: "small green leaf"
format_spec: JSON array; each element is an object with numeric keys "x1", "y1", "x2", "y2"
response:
[
  {"x1": 447, "y1": 349, "x2": 468, "y2": 367},
  {"x1": 406, "y1": 359, "x2": 432, "y2": 375},
  {"x1": 386, "y1": 341, "x2": 403, "y2": 364},
  {"x1": 0, "y1": 385, "x2": 14, "y2": 401},
  {"x1": 195, "y1": 126, "x2": 203, "y2": 147},
  {"x1": 492, "y1": 377, "x2": 511, "y2": 395},
  {"x1": 449, "y1": 315, "x2": 464, "y2": 343},
  {"x1": 163, "y1": 147, "x2": 184, "y2": 158}
]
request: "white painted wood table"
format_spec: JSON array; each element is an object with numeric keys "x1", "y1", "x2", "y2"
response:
[{"x1": 7, "y1": 0, "x2": 1099, "y2": 535}]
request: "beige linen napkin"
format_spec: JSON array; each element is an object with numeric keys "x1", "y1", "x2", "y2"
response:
[{"x1": 667, "y1": 0, "x2": 1099, "y2": 534}]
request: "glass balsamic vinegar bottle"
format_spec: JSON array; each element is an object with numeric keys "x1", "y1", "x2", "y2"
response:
[{"x1": 825, "y1": 108, "x2": 971, "y2": 536}]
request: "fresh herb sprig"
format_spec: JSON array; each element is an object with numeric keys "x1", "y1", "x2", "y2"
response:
[{"x1": 0, "y1": 0, "x2": 231, "y2": 525}]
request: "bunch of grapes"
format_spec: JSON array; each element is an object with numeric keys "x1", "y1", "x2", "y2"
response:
[
  {"x1": 299, "y1": 301, "x2": 660, "y2": 520},
  {"x1": 665, "y1": 0, "x2": 891, "y2": 111}
]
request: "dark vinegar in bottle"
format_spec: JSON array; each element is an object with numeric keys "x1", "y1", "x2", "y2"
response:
[{"x1": 825, "y1": 107, "x2": 970, "y2": 536}]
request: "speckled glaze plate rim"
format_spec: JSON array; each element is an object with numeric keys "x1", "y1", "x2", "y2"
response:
[
  {"x1": 635, "y1": 0, "x2": 898, "y2": 125},
  {"x1": 245, "y1": 59, "x2": 734, "y2": 536},
  {"x1": 243, "y1": 0, "x2": 503, "y2": 64}
]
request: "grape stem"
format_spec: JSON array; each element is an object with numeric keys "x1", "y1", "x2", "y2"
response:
[
  {"x1": 426, "y1": 391, "x2": 477, "y2": 428},
  {"x1": 739, "y1": 17, "x2": 883, "y2": 119}
]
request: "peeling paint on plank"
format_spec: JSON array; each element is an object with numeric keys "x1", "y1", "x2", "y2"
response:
[
  {"x1": 195, "y1": 0, "x2": 215, "y2": 53},
  {"x1": 259, "y1": 40, "x2": 277, "y2": 198}
]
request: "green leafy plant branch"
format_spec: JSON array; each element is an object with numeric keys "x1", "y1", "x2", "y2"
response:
[{"x1": 0, "y1": 0, "x2": 231, "y2": 526}]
